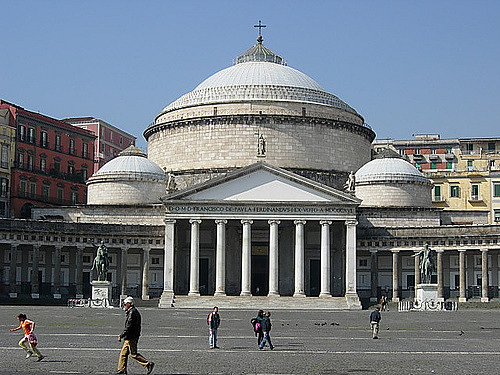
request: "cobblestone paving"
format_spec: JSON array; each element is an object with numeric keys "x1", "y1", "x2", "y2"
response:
[{"x1": 0, "y1": 305, "x2": 499, "y2": 374}]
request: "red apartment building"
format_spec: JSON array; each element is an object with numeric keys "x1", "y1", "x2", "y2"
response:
[
  {"x1": 0, "y1": 101, "x2": 96, "y2": 218},
  {"x1": 63, "y1": 117, "x2": 136, "y2": 172}
]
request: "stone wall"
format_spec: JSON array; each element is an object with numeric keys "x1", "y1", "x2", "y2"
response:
[
  {"x1": 87, "y1": 177, "x2": 166, "y2": 205},
  {"x1": 356, "y1": 182, "x2": 432, "y2": 208},
  {"x1": 147, "y1": 114, "x2": 373, "y2": 177},
  {"x1": 440, "y1": 210, "x2": 489, "y2": 225},
  {"x1": 357, "y1": 207, "x2": 441, "y2": 228}
]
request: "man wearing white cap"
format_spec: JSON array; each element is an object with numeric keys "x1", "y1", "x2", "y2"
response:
[{"x1": 116, "y1": 296, "x2": 155, "y2": 375}]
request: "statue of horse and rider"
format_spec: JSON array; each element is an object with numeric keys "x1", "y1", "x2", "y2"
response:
[
  {"x1": 91, "y1": 241, "x2": 110, "y2": 281},
  {"x1": 412, "y1": 244, "x2": 436, "y2": 284}
]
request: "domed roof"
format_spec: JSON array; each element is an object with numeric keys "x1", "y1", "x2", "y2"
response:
[
  {"x1": 355, "y1": 158, "x2": 429, "y2": 184},
  {"x1": 92, "y1": 145, "x2": 166, "y2": 180},
  {"x1": 159, "y1": 39, "x2": 358, "y2": 116}
]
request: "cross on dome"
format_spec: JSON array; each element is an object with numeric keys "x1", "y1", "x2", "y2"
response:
[{"x1": 254, "y1": 20, "x2": 266, "y2": 44}]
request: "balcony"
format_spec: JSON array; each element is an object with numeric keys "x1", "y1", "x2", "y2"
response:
[
  {"x1": 12, "y1": 193, "x2": 77, "y2": 206},
  {"x1": 469, "y1": 194, "x2": 483, "y2": 202},
  {"x1": 428, "y1": 154, "x2": 440, "y2": 161},
  {"x1": 432, "y1": 196, "x2": 446, "y2": 203},
  {"x1": 445, "y1": 153, "x2": 455, "y2": 160}
]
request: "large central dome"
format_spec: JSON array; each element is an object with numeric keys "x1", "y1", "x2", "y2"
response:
[{"x1": 159, "y1": 40, "x2": 358, "y2": 116}]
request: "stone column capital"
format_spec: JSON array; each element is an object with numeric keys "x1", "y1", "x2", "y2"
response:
[
  {"x1": 241, "y1": 219, "x2": 253, "y2": 225},
  {"x1": 293, "y1": 219, "x2": 306, "y2": 226},
  {"x1": 481, "y1": 248, "x2": 489, "y2": 253},
  {"x1": 436, "y1": 249, "x2": 444, "y2": 253},
  {"x1": 215, "y1": 219, "x2": 228, "y2": 225},
  {"x1": 345, "y1": 219, "x2": 358, "y2": 227},
  {"x1": 189, "y1": 219, "x2": 202, "y2": 225},
  {"x1": 164, "y1": 219, "x2": 177, "y2": 225},
  {"x1": 391, "y1": 249, "x2": 400, "y2": 253},
  {"x1": 369, "y1": 249, "x2": 378, "y2": 254},
  {"x1": 268, "y1": 219, "x2": 281, "y2": 225},
  {"x1": 319, "y1": 220, "x2": 333, "y2": 226},
  {"x1": 458, "y1": 248, "x2": 467, "y2": 253}
]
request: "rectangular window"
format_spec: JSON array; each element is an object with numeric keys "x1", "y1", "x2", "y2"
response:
[
  {"x1": 415, "y1": 162, "x2": 421, "y2": 169},
  {"x1": 471, "y1": 184, "x2": 479, "y2": 200},
  {"x1": 18, "y1": 125, "x2": 26, "y2": 141},
  {"x1": 488, "y1": 142, "x2": 495, "y2": 152},
  {"x1": 467, "y1": 160, "x2": 473, "y2": 171},
  {"x1": 41, "y1": 131, "x2": 48, "y2": 147},
  {"x1": 434, "y1": 185, "x2": 441, "y2": 200},
  {"x1": 446, "y1": 147, "x2": 453, "y2": 153},
  {"x1": 17, "y1": 152, "x2": 24, "y2": 168},
  {"x1": 54, "y1": 160, "x2": 60, "y2": 173},
  {"x1": 40, "y1": 158, "x2": 46, "y2": 172},
  {"x1": 19, "y1": 180, "x2": 26, "y2": 197},
  {"x1": 28, "y1": 128, "x2": 36, "y2": 144},
  {"x1": 82, "y1": 143, "x2": 88, "y2": 158},
  {"x1": 29, "y1": 182, "x2": 36, "y2": 198},
  {"x1": 1, "y1": 144, "x2": 9, "y2": 169},
  {"x1": 430, "y1": 162, "x2": 437, "y2": 169},
  {"x1": 0, "y1": 178, "x2": 8, "y2": 197},
  {"x1": 27, "y1": 154, "x2": 34, "y2": 171},
  {"x1": 495, "y1": 210, "x2": 500, "y2": 222},
  {"x1": 494, "y1": 184, "x2": 500, "y2": 197},
  {"x1": 450, "y1": 185, "x2": 460, "y2": 198},
  {"x1": 55, "y1": 135, "x2": 61, "y2": 151},
  {"x1": 431, "y1": 148, "x2": 436, "y2": 154},
  {"x1": 466, "y1": 143, "x2": 473, "y2": 153},
  {"x1": 446, "y1": 162, "x2": 453, "y2": 169},
  {"x1": 68, "y1": 165, "x2": 75, "y2": 175},
  {"x1": 70, "y1": 191, "x2": 78, "y2": 204},
  {"x1": 57, "y1": 188, "x2": 63, "y2": 203},
  {"x1": 69, "y1": 139, "x2": 75, "y2": 155},
  {"x1": 152, "y1": 257, "x2": 160, "y2": 265},
  {"x1": 414, "y1": 148, "x2": 420, "y2": 155},
  {"x1": 42, "y1": 185, "x2": 49, "y2": 200}
]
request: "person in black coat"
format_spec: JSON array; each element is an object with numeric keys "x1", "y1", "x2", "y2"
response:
[
  {"x1": 258, "y1": 311, "x2": 274, "y2": 350},
  {"x1": 116, "y1": 297, "x2": 155, "y2": 374},
  {"x1": 370, "y1": 306, "x2": 382, "y2": 339}
]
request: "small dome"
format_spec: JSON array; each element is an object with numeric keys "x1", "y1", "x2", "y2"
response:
[
  {"x1": 93, "y1": 145, "x2": 166, "y2": 180},
  {"x1": 355, "y1": 158, "x2": 428, "y2": 184}
]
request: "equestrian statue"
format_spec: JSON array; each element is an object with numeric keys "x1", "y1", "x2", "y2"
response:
[
  {"x1": 91, "y1": 241, "x2": 110, "y2": 281},
  {"x1": 412, "y1": 244, "x2": 436, "y2": 284}
]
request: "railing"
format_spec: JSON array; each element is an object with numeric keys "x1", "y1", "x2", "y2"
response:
[
  {"x1": 398, "y1": 299, "x2": 458, "y2": 311},
  {"x1": 12, "y1": 193, "x2": 77, "y2": 206}
]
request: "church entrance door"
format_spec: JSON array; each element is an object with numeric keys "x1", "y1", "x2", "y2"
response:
[
  {"x1": 199, "y1": 258, "x2": 209, "y2": 295},
  {"x1": 251, "y1": 254, "x2": 268, "y2": 296},
  {"x1": 309, "y1": 259, "x2": 320, "y2": 297}
]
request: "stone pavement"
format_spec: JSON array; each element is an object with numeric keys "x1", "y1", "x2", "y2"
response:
[{"x1": 0, "y1": 305, "x2": 499, "y2": 374}]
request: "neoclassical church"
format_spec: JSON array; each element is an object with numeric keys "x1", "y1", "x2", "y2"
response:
[{"x1": 2, "y1": 33, "x2": 498, "y2": 308}]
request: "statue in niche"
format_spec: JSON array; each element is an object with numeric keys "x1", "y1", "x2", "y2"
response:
[
  {"x1": 91, "y1": 241, "x2": 110, "y2": 282},
  {"x1": 412, "y1": 244, "x2": 436, "y2": 284},
  {"x1": 257, "y1": 133, "x2": 266, "y2": 156},
  {"x1": 343, "y1": 171, "x2": 355, "y2": 193}
]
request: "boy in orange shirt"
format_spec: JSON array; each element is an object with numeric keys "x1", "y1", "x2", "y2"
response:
[{"x1": 9, "y1": 313, "x2": 44, "y2": 361}]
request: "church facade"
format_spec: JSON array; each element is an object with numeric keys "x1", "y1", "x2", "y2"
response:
[{"x1": 1, "y1": 34, "x2": 499, "y2": 308}]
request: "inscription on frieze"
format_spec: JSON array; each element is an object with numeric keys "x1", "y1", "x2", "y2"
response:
[{"x1": 166, "y1": 205, "x2": 354, "y2": 215}]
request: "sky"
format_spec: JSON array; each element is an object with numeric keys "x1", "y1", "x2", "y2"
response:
[{"x1": 2, "y1": 1, "x2": 499, "y2": 150}]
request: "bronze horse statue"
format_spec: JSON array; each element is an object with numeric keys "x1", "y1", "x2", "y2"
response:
[{"x1": 91, "y1": 241, "x2": 110, "y2": 281}]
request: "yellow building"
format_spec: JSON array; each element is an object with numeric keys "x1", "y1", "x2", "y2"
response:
[
  {"x1": 372, "y1": 135, "x2": 500, "y2": 224},
  {"x1": 0, "y1": 105, "x2": 17, "y2": 217}
]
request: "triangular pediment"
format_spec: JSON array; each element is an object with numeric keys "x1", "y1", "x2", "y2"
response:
[{"x1": 163, "y1": 163, "x2": 360, "y2": 205}]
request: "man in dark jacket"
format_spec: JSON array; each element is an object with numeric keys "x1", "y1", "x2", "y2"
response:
[
  {"x1": 207, "y1": 306, "x2": 221, "y2": 348},
  {"x1": 116, "y1": 297, "x2": 155, "y2": 374},
  {"x1": 370, "y1": 306, "x2": 382, "y2": 339},
  {"x1": 258, "y1": 311, "x2": 274, "y2": 350}
]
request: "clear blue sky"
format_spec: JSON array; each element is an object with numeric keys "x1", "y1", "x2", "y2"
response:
[{"x1": 3, "y1": 1, "x2": 499, "y2": 150}]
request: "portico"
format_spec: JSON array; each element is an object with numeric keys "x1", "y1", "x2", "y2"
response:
[{"x1": 158, "y1": 163, "x2": 362, "y2": 309}]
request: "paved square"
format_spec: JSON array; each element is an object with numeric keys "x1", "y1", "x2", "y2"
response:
[{"x1": 1, "y1": 305, "x2": 499, "y2": 374}]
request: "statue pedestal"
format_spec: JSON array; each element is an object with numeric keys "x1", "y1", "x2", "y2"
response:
[
  {"x1": 91, "y1": 281, "x2": 112, "y2": 308},
  {"x1": 413, "y1": 283, "x2": 440, "y2": 311}
]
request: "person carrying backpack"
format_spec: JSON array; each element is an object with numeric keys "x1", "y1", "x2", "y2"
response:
[{"x1": 250, "y1": 310, "x2": 264, "y2": 346}]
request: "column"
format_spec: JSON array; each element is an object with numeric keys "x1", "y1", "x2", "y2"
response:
[
  {"x1": 53, "y1": 246, "x2": 62, "y2": 298},
  {"x1": 437, "y1": 249, "x2": 444, "y2": 302},
  {"x1": 414, "y1": 250, "x2": 421, "y2": 288},
  {"x1": 458, "y1": 249, "x2": 467, "y2": 302},
  {"x1": 319, "y1": 220, "x2": 332, "y2": 298},
  {"x1": 345, "y1": 220, "x2": 358, "y2": 297},
  {"x1": 293, "y1": 220, "x2": 306, "y2": 297},
  {"x1": 9, "y1": 244, "x2": 18, "y2": 297},
  {"x1": 120, "y1": 247, "x2": 128, "y2": 298},
  {"x1": 370, "y1": 250, "x2": 378, "y2": 302},
  {"x1": 75, "y1": 245, "x2": 84, "y2": 298},
  {"x1": 214, "y1": 220, "x2": 227, "y2": 296},
  {"x1": 189, "y1": 219, "x2": 202, "y2": 296},
  {"x1": 240, "y1": 219, "x2": 253, "y2": 296},
  {"x1": 159, "y1": 219, "x2": 176, "y2": 307},
  {"x1": 481, "y1": 249, "x2": 489, "y2": 302},
  {"x1": 392, "y1": 250, "x2": 400, "y2": 302},
  {"x1": 31, "y1": 244, "x2": 40, "y2": 298},
  {"x1": 268, "y1": 220, "x2": 280, "y2": 297},
  {"x1": 142, "y1": 247, "x2": 150, "y2": 300}
]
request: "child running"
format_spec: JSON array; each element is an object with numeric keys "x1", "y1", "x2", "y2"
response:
[{"x1": 9, "y1": 313, "x2": 45, "y2": 362}]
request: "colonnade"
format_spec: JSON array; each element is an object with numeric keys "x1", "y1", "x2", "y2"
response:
[
  {"x1": 162, "y1": 218, "x2": 358, "y2": 299},
  {"x1": 5, "y1": 243, "x2": 154, "y2": 300},
  {"x1": 369, "y1": 248, "x2": 496, "y2": 302}
]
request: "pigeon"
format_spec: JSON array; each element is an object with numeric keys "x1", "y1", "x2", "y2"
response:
[{"x1": 459, "y1": 330, "x2": 465, "y2": 336}]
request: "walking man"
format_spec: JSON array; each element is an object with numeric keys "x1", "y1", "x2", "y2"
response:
[
  {"x1": 370, "y1": 306, "x2": 382, "y2": 339},
  {"x1": 207, "y1": 306, "x2": 221, "y2": 348},
  {"x1": 258, "y1": 311, "x2": 274, "y2": 350},
  {"x1": 9, "y1": 313, "x2": 44, "y2": 362},
  {"x1": 116, "y1": 297, "x2": 155, "y2": 374}
]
